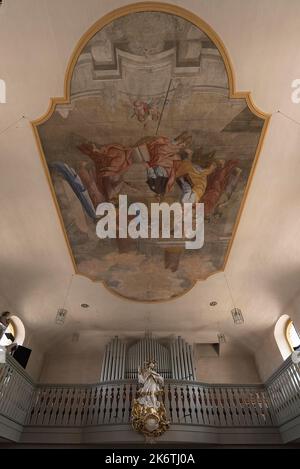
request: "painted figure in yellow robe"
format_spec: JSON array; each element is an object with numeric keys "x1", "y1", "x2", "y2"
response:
[{"x1": 174, "y1": 150, "x2": 216, "y2": 203}]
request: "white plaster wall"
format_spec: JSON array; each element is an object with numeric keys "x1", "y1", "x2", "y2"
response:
[
  {"x1": 41, "y1": 347, "x2": 261, "y2": 385},
  {"x1": 38, "y1": 330, "x2": 107, "y2": 383},
  {"x1": 285, "y1": 292, "x2": 300, "y2": 334},
  {"x1": 38, "y1": 336, "x2": 263, "y2": 384},
  {"x1": 194, "y1": 343, "x2": 262, "y2": 384},
  {"x1": 40, "y1": 353, "x2": 102, "y2": 384},
  {"x1": 254, "y1": 328, "x2": 284, "y2": 382},
  {"x1": 40, "y1": 352, "x2": 102, "y2": 384}
]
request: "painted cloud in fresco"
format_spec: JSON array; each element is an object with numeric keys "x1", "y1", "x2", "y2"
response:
[{"x1": 36, "y1": 12, "x2": 266, "y2": 301}]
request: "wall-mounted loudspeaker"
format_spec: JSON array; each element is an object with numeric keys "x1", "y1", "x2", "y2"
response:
[{"x1": 13, "y1": 345, "x2": 32, "y2": 369}]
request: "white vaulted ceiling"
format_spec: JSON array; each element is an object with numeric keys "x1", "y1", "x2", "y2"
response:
[{"x1": 0, "y1": 0, "x2": 300, "y2": 365}]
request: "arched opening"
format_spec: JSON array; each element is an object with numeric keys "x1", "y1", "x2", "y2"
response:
[
  {"x1": 274, "y1": 314, "x2": 300, "y2": 360},
  {"x1": 0, "y1": 78, "x2": 6, "y2": 103},
  {"x1": 0, "y1": 314, "x2": 25, "y2": 347},
  {"x1": 286, "y1": 319, "x2": 300, "y2": 352}
]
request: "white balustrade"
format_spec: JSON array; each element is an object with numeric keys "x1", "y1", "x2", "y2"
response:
[
  {"x1": 0, "y1": 354, "x2": 34, "y2": 425},
  {"x1": 24, "y1": 381, "x2": 273, "y2": 428},
  {"x1": 266, "y1": 357, "x2": 300, "y2": 425},
  {"x1": 1, "y1": 355, "x2": 299, "y2": 432}
]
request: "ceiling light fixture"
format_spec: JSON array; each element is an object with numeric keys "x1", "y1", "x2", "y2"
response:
[
  {"x1": 210, "y1": 301, "x2": 218, "y2": 306},
  {"x1": 217, "y1": 333, "x2": 226, "y2": 343},
  {"x1": 231, "y1": 308, "x2": 244, "y2": 325},
  {"x1": 55, "y1": 308, "x2": 67, "y2": 325},
  {"x1": 224, "y1": 273, "x2": 245, "y2": 325},
  {"x1": 55, "y1": 274, "x2": 73, "y2": 326},
  {"x1": 81, "y1": 303, "x2": 90, "y2": 308}
]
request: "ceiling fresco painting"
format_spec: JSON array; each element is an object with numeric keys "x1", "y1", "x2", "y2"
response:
[{"x1": 35, "y1": 9, "x2": 267, "y2": 302}]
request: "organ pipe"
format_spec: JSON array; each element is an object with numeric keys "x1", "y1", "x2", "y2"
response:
[
  {"x1": 100, "y1": 334, "x2": 195, "y2": 381},
  {"x1": 182, "y1": 339, "x2": 189, "y2": 379}
]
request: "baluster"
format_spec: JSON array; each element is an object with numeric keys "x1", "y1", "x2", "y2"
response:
[
  {"x1": 284, "y1": 369, "x2": 295, "y2": 420},
  {"x1": 2, "y1": 367, "x2": 13, "y2": 418},
  {"x1": 210, "y1": 387, "x2": 220, "y2": 425},
  {"x1": 18, "y1": 375, "x2": 29, "y2": 423},
  {"x1": 114, "y1": 386, "x2": 121, "y2": 423},
  {"x1": 248, "y1": 388, "x2": 260, "y2": 425},
  {"x1": 197, "y1": 386, "x2": 208, "y2": 425},
  {"x1": 189, "y1": 386, "x2": 198, "y2": 424},
  {"x1": 69, "y1": 387, "x2": 80, "y2": 426},
  {"x1": 0, "y1": 363, "x2": 6, "y2": 390},
  {"x1": 280, "y1": 372, "x2": 293, "y2": 421},
  {"x1": 185, "y1": 385, "x2": 192, "y2": 423},
  {"x1": 170, "y1": 384, "x2": 178, "y2": 424},
  {"x1": 220, "y1": 387, "x2": 231, "y2": 426},
  {"x1": 96, "y1": 386, "x2": 104, "y2": 425},
  {"x1": 268, "y1": 381, "x2": 281, "y2": 423},
  {"x1": 290, "y1": 363, "x2": 300, "y2": 401},
  {"x1": 211, "y1": 387, "x2": 220, "y2": 425},
  {"x1": 251, "y1": 389, "x2": 265, "y2": 425},
  {"x1": 179, "y1": 386, "x2": 187, "y2": 423},
  {"x1": 260, "y1": 389, "x2": 273, "y2": 425},
  {"x1": 215, "y1": 387, "x2": 226, "y2": 426},
  {"x1": 293, "y1": 362, "x2": 300, "y2": 388},
  {"x1": 12, "y1": 377, "x2": 21, "y2": 422},
  {"x1": 74, "y1": 387, "x2": 86, "y2": 426},
  {"x1": 26, "y1": 388, "x2": 39, "y2": 424},
  {"x1": 291, "y1": 364, "x2": 300, "y2": 414},
  {"x1": 17, "y1": 374, "x2": 28, "y2": 422},
  {"x1": 127, "y1": 383, "x2": 133, "y2": 421},
  {"x1": 204, "y1": 387, "x2": 214, "y2": 425},
  {"x1": 163, "y1": 384, "x2": 172, "y2": 423},
  {"x1": 229, "y1": 388, "x2": 242, "y2": 425},
  {"x1": 103, "y1": 386, "x2": 113, "y2": 424},
  {"x1": 53, "y1": 387, "x2": 64, "y2": 425},
  {"x1": 100, "y1": 386, "x2": 109, "y2": 424},
  {"x1": 26, "y1": 383, "x2": 35, "y2": 423},
  {"x1": 277, "y1": 371, "x2": 290, "y2": 422},
  {"x1": 54, "y1": 387, "x2": 65, "y2": 425},
  {"x1": 123, "y1": 384, "x2": 130, "y2": 423},
  {"x1": 129, "y1": 383, "x2": 137, "y2": 420},
  {"x1": 89, "y1": 386, "x2": 99, "y2": 425},
  {"x1": 238, "y1": 388, "x2": 251, "y2": 425},
  {"x1": 62, "y1": 387, "x2": 74, "y2": 425},
  {"x1": 173, "y1": 385, "x2": 180, "y2": 423},
  {"x1": 43, "y1": 386, "x2": 56, "y2": 425},
  {"x1": 46, "y1": 387, "x2": 58, "y2": 425},
  {"x1": 79, "y1": 387, "x2": 88, "y2": 426},
  {"x1": 15, "y1": 377, "x2": 24, "y2": 421},
  {"x1": 82, "y1": 387, "x2": 92, "y2": 425},
  {"x1": 280, "y1": 371, "x2": 292, "y2": 422},
  {"x1": 36, "y1": 387, "x2": 49, "y2": 425},
  {"x1": 272, "y1": 379, "x2": 284, "y2": 421},
  {"x1": 2, "y1": 367, "x2": 15, "y2": 417},
  {"x1": 10, "y1": 369, "x2": 18, "y2": 415},
  {"x1": 286, "y1": 366, "x2": 300, "y2": 419}
]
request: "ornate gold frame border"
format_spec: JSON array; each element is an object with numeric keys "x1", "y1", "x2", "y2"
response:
[{"x1": 31, "y1": 2, "x2": 271, "y2": 303}]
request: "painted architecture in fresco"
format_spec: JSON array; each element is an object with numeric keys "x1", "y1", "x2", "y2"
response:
[{"x1": 36, "y1": 11, "x2": 266, "y2": 301}]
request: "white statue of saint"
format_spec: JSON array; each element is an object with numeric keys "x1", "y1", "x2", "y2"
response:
[{"x1": 137, "y1": 360, "x2": 164, "y2": 409}]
